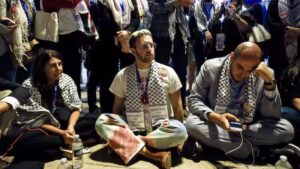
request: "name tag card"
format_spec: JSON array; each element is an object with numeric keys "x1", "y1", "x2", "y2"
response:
[
  {"x1": 214, "y1": 105, "x2": 227, "y2": 113},
  {"x1": 149, "y1": 105, "x2": 168, "y2": 125},
  {"x1": 216, "y1": 33, "x2": 226, "y2": 51},
  {"x1": 126, "y1": 112, "x2": 145, "y2": 131}
]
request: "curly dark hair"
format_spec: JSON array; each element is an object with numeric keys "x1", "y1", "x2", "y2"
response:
[{"x1": 31, "y1": 49, "x2": 63, "y2": 90}]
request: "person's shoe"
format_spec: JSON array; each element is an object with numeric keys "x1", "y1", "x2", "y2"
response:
[
  {"x1": 273, "y1": 143, "x2": 300, "y2": 158},
  {"x1": 161, "y1": 151, "x2": 172, "y2": 169},
  {"x1": 107, "y1": 146, "x2": 117, "y2": 157},
  {"x1": 170, "y1": 147, "x2": 182, "y2": 166},
  {"x1": 181, "y1": 137, "x2": 203, "y2": 158},
  {"x1": 0, "y1": 156, "x2": 14, "y2": 169},
  {"x1": 0, "y1": 159, "x2": 10, "y2": 169}
]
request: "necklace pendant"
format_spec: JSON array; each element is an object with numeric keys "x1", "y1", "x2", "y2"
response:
[{"x1": 141, "y1": 95, "x2": 149, "y2": 104}]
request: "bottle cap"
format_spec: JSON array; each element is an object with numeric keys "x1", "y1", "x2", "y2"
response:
[
  {"x1": 60, "y1": 158, "x2": 67, "y2": 164},
  {"x1": 280, "y1": 155, "x2": 287, "y2": 161},
  {"x1": 75, "y1": 134, "x2": 79, "y2": 139}
]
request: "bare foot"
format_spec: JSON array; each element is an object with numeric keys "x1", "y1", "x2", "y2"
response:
[
  {"x1": 161, "y1": 151, "x2": 172, "y2": 169},
  {"x1": 139, "y1": 147, "x2": 172, "y2": 169}
]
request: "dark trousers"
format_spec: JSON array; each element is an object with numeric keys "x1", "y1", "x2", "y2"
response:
[
  {"x1": 0, "y1": 52, "x2": 16, "y2": 82},
  {"x1": 154, "y1": 35, "x2": 187, "y2": 108},
  {"x1": 0, "y1": 108, "x2": 100, "y2": 162},
  {"x1": 172, "y1": 34, "x2": 188, "y2": 108},
  {"x1": 87, "y1": 40, "x2": 119, "y2": 113},
  {"x1": 192, "y1": 33, "x2": 205, "y2": 73},
  {"x1": 59, "y1": 31, "x2": 82, "y2": 97},
  {"x1": 6, "y1": 161, "x2": 44, "y2": 169},
  {"x1": 282, "y1": 107, "x2": 300, "y2": 142},
  {"x1": 53, "y1": 107, "x2": 100, "y2": 140},
  {"x1": 16, "y1": 64, "x2": 32, "y2": 84},
  {"x1": 0, "y1": 51, "x2": 32, "y2": 84},
  {"x1": 0, "y1": 127, "x2": 64, "y2": 162}
]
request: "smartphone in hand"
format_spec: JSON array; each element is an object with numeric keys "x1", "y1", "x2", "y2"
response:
[{"x1": 229, "y1": 121, "x2": 243, "y2": 132}]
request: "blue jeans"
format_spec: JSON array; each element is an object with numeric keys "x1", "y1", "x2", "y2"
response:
[{"x1": 282, "y1": 107, "x2": 300, "y2": 140}]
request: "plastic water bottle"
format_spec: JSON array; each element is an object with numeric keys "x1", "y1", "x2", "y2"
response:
[
  {"x1": 275, "y1": 155, "x2": 293, "y2": 169},
  {"x1": 57, "y1": 158, "x2": 72, "y2": 169},
  {"x1": 72, "y1": 134, "x2": 84, "y2": 169}
]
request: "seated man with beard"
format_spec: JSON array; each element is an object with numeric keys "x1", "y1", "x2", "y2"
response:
[{"x1": 95, "y1": 29, "x2": 187, "y2": 169}]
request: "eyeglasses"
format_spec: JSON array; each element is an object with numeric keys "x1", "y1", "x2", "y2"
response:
[{"x1": 139, "y1": 42, "x2": 157, "y2": 50}]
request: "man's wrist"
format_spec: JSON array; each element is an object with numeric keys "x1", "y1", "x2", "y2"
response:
[
  {"x1": 264, "y1": 79, "x2": 277, "y2": 91},
  {"x1": 206, "y1": 111, "x2": 218, "y2": 122},
  {"x1": 1, "y1": 96, "x2": 20, "y2": 110},
  {"x1": 0, "y1": 101, "x2": 11, "y2": 113},
  {"x1": 205, "y1": 111, "x2": 212, "y2": 121},
  {"x1": 233, "y1": 14, "x2": 241, "y2": 21}
]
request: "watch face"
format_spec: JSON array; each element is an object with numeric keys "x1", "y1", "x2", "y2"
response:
[
  {"x1": 264, "y1": 81, "x2": 272, "y2": 85},
  {"x1": 265, "y1": 79, "x2": 275, "y2": 86}
]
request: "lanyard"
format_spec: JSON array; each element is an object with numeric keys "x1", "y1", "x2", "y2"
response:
[
  {"x1": 137, "y1": 0, "x2": 145, "y2": 17},
  {"x1": 51, "y1": 85, "x2": 58, "y2": 113},
  {"x1": 203, "y1": 3, "x2": 213, "y2": 21},
  {"x1": 231, "y1": 82, "x2": 244, "y2": 100},
  {"x1": 20, "y1": 0, "x2": 31, "y2": 28},
  {"x1": 136, "y1": 65, "x2": 151, "y2": 104},
  {"x1": 219, "y1": 16, "x2": 225, "y2": 33},
  {"x1": 120, "y1": 0, "x2": 125, "y2": 15}
]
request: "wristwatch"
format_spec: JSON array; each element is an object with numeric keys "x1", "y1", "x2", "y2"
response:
[{"x1": 264, "y1": 79, "x2": 277, "y2": 91}]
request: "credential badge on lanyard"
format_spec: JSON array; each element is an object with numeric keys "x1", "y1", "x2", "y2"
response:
[
  {"x1": 51, "y1": 85, "x2": 58, "y2": 114},
  {"x1": 126, "y1": 111, "x2": 145, "y2": 131},
  {"x1": 216, "y1": 16, "x2": 226, "y2": 51},
  {"x1": 216, "y1": 33, "x2": 225, "y2": 51},
  {"x1": 214, "y1": 105, "x2": 227, "y2": 113}
]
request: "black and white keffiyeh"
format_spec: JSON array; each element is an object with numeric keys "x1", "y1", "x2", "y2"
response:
[
  {"x1": 215, "y1": 56, "x2": 257, "y2": 123},
  {"x1": 125, "y1": 62, "x2": 167, "y2": 112},
  {"x1": 16, "y1": 73, "x2": 81, "y2": 129},
  {"x1": 98, "y1": 0, "x2": 134, "y2": 29}
]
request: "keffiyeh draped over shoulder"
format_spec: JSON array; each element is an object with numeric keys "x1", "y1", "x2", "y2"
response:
[
  {"x1": 125, "y1": 61, "x2": 167, "y2": 112},
  {"x1": 215, "y1": 55, "x2": 258, "y2": 123},
  {"x1": 6, "y1": 0, "x2": 34, "y2": 69},
  {"x1": 16, "y1": 73, "x2": 82, "y2": 129},
  {"x1": 98, "y1": 0, "x2": 134, "y2": 29}
]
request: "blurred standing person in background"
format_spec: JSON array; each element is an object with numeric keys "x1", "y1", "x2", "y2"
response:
[
  {"x1": 0, "y1": 0, "x2": 36, "y2": 83},
  {"x1": 188, "y1": 0, "x2": 220, "y2": 72},
  {"x1": 267, "y1": 0, "x2": 300, "y2": 82},
  {"x1": 87, "y1": 0, "x2": 140, "y2": 113},
  {"x1": 149, "y1": 0, "x2": 193, "y2": 111}
]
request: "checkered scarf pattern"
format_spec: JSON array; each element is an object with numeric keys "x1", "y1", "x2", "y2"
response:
[
  {"x1": 125, "y1": 62, "x2": 167, "y2": 112},
  {"x1": 215, "y1": 56, "x2": 257, "y2": 123}
]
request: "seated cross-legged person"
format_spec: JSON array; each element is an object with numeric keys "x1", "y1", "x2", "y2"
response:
[
  {"x1": 6, "y1": 50, "x2": 100, "y2": 161},
  {"x1": 185, "y1": 42, "x2": 296, "y2": 160},
  {"x1": 95, "y1": 29, "x2": 188, "y2": 169}
]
